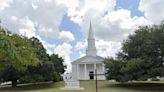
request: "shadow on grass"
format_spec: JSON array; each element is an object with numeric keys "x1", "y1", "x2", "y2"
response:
[
  {"x1": 104, "y1": 82, "x2": 164, "y2": 92},
  {"x1": 0, "y1": 82, "x2": 61, "y2": 91}
]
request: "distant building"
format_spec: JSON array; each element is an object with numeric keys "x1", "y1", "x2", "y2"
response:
[{"x1": 71, "y1": 23, "x2": 105, "y2": 80}]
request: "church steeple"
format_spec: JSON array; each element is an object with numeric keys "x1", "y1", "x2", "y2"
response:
[
  {"x1": 86, "y1": 22, "x2": 97, "y2": 56},
  {"x1": 88, "y1": 22, "x2": 94, "y2": 39}
]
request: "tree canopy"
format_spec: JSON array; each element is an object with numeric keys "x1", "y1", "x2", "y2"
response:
[
  {"x1": 0, "y1": 27, "x2": 40, "y2": 70},
  {"x1": 20, "y1": 37, "x2": 65, "y2": 83},
  {"x1": 0, "y1": 26, "x2": 65, "y2": 87},
  {"x1": 50, "y1": 54, "x2": 65, "y2": 75},
  {"x1": 0, "y1": 26, "x2": 40, "y2": 87},
  {"x1": 105, "y1": 21, "x2": 164, "y2": 82}
]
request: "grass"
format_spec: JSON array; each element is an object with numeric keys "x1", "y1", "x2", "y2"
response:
[{"x1": 0, "y1": 81, "x2": 163, "y2": 92}]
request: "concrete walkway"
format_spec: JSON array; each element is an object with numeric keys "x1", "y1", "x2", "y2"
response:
[{"x1": 0, "y1": 81, "x2": 53, "y2": 88}]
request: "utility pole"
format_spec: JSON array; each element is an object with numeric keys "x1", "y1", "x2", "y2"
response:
[
  {"x1": 95, "y1": 69, "x2": 98, "y2": 92},
  {"x1": 93, "y1": 68, "x2": 106, "y2": 92}
]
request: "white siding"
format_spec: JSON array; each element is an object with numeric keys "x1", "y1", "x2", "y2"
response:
[
  {"x1": 79, "y1": 64, "x2": 85, "y2": 80},
  {"x1": 72, "y1": 64, "x2": 77, "y2": 80},
  {"x1": 96, "y1": 64, "x2": 105, "y2": 80}
]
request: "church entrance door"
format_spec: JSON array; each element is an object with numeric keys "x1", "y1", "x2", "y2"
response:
[{"x1": 89, "y1": 71, "x2": 94, "y2": 80}]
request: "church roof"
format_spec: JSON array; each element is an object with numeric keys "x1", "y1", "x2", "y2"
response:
[{"x1": 72, "y1": 55, "x2": 104, "y2": 64}]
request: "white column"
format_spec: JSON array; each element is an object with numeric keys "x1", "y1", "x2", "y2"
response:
[
  {"x1": 102, "y1": 64, "x2": 105, "y2": 73},
  {"x1": 94, "y1": 63, "x2": 96, "y2": 69},
  {"x1": 77, "y1": 64, "x2": 79, "y2": 80},
  {"x1": 102, "y1": 63, "x2": 105, "y2": 80},
  {"x1": 84, "y1": 64, "x2": 87, "y2": 80}
]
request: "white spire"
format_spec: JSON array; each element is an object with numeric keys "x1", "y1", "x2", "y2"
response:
[
  {"x1": 88, "y1": 22, "x2": 94, "y2": 39},
  {"x1": 86, "y1": 22, "x2": 97, "y2": 56}
]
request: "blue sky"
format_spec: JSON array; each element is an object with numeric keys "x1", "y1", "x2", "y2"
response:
[
  {"x1": 59, "y1": 14, "x2": 83, "y2": 60},
  {"x1": 0, "y1": 0, "x2": 163, "y2": 71},
  {"x1": 58, "y1": 0, "x2": 144, "y2": 61},
  {"x1": 116, "y1": 0, "x2": 144, "y2": 17}
]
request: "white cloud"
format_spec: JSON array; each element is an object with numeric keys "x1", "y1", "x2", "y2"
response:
[
  {"x1": 67, "y1": 0, "x2": 116, "y2": 25},
  {"x1": 75, "y1": 40, "x2": 121, "y2": 58},
  {"x1": 59, "y1": 31, "x2": 75, "y2": 42},
  {"x1": 41, "y1": 41, "x2": 56, "y2": 55},
  {"x1": 79, "y1": 51, "x2": 85, "y2": 57},
  {"x1": 0, "y1": 0, "x2": 67, "y2": 39},
  {"x1": 96, "y1": 40, "x2": 122, "y2": 58},
  {"x1": 1, "y1": 0, "x2": 164, "y2": 72},
  {"x1": 0, "y1": 0, "x2": 71, "y2": 72},
  {"x1": 80, "y1": 9, "x2": 150, "y2": 41},
  {"x1": 0, "y1": 0, "x2": 13, "y2": 10},
  {"x1": 54, "y1": 43, "x2": 72, "y2": 72},
  {"x1": 54, "y1": 43, "x2": 72, "y2": 59},
  {"x1": 75, "y1": 40, "x2": 87, "y2": 50},
  {"x1": 29, "y1": 35, "x2": 56, "y2": 55},
  {"x1": 31, "y1": 2, "x2": 38, "y2": 10},
  {"x1": 60, "y1": 0, "x2": 150, "y2": 42},
  {"x1": 139, "y1": 0, "x2": 164, "y2": 24},
  {"x1": 18, "y1": 16, "x2": 36, "y2": 38},
  {"x1": 56, "y1": 0, "x2": 79, "y2": 8}
]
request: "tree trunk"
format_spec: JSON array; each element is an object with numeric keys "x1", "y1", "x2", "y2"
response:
[{"x1": 12, "y1": 80, "x2": 17, "y2": 87}]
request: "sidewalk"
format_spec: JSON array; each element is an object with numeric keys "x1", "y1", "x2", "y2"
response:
[{"x1": 0, "y1": 81, "x2": 53, "y2": 88}]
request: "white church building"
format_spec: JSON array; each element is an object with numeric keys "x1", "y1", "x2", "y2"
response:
[{"x1": 71, "y1": 23, "x2": 105, "y2": 80}]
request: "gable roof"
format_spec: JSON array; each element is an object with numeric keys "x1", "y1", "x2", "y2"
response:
[{"x1": 71, "y1": 55, "x2": 104, "y2": 64}]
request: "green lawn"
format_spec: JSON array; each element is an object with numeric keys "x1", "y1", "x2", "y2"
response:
[{"x1": 0, "y1": 81, "x2": 163, "y2": 92}]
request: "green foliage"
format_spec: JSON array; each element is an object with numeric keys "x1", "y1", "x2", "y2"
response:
[
  {"x1": 0, "y1": 24, "x2": 66, "y2": 86},
  {"x1": 0, "y1": 27, "x2": 40, "y2": 71},
  {"x1": 0, "y1": 65, "x2": 23, "y2": 82},
  {"x1": 105, "y1": 21, "x2": 164, "y2": 82},
  {"x1": 30, "y1": 37, "x2": 49, "y2": 62},
  {"x1": 104, "y1": 58, "x2": 125, "y2": 81},
  {"x1": 24, "y1": 37, "x2": 55, "y2": 82},
  {"x1": 50, "y1": 54, "x2": 65, "y2": 75},
  {"x1": 19, "y1": 74, "x2": 44, "y2": 83},
  {"x1": 19, "y1": 37, "x2": 65, "y2": 84},
  {"x1": 120, "y1": 58, "x2": 148, "y2": 81},
  {"x1": 0, "y1": 26, "x2": 40, "y2": 87}
]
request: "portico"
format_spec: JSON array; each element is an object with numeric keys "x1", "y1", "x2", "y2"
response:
[{"x1": 76, "y1": 63, "x2": 105, "y2": 80}]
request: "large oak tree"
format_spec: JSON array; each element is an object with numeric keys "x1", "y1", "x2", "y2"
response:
[
  {"x1": 105, "y1": 21, "x2": 164, "y2": 82},
  {"x1": 0, "y1": 26, "x2": 40, "y2": 87}
]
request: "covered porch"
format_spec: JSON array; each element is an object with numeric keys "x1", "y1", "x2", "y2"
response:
[{"x1": 76, "y1": 63, "x2": 105, "y2": 80}]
